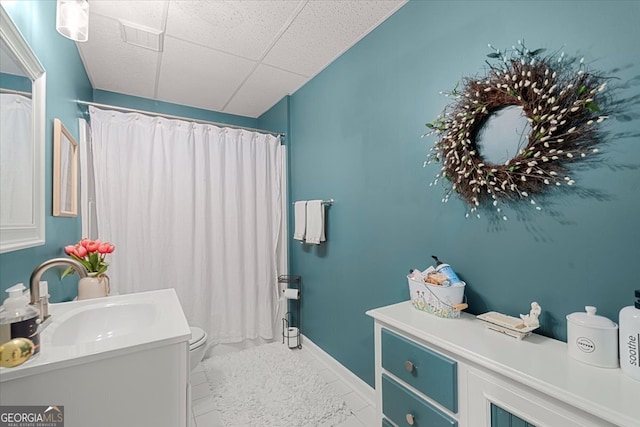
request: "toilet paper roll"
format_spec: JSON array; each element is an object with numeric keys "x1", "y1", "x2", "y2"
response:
[
  {"x1": 283, "y1": 289, "x2": 300, "y2": 300},
  {"x1": 286, "y1": 327, "x2": 299, "y2": 348}
]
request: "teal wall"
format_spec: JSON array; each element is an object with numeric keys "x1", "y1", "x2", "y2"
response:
[
  {"x1": 0, "y1": 73, "x2": 31, "y2": 92},
  {"x1": 0, "y1": 1, "x2": 92, "y2": 303},
  {"x1": 281, "y1": 0, "x2": 640, "y2": 386},
  {"x1": 257, "y1": 95, "x2": 290, "y2": 137}
]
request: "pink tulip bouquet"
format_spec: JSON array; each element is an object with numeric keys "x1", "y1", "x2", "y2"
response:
[{"x1": 63, "y1": 238, "x2": 116, "y2": 277}]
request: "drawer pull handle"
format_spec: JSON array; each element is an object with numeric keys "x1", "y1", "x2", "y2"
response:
[
  {"x1": 405, "y1": 413, "x2": 415, "y2": 425},
  {"x1": 404, "y1": 360, "x2": 414, "y2": 372}
]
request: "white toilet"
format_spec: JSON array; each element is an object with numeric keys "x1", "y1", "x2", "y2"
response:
[{"x1": 189, "y1": 326, "x2": 208, "y2": 371}]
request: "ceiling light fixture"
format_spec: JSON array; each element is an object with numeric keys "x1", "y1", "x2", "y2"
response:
[{"x1": 56, "y1": 0, "x2": 89, "y2": 42}]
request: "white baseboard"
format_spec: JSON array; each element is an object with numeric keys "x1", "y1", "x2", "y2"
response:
[{"x1": 301, "y1": 334, "x2": 375, "y2": 408}]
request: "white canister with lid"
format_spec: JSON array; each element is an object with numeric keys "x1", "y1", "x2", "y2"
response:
[{"x1": 566, "y1": 306, "x2": 619, "y2": 368}]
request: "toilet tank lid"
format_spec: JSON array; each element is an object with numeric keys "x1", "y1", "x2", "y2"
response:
[{"x1": 190, "y1": 326, "x2": 207, "y2": 345}]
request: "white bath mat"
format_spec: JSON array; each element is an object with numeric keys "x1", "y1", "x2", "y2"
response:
[{"x1": 203, "y1": 342, "x2": 350, "y2": 426}]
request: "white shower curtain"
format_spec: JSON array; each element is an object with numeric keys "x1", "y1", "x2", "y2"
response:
[
  {"x1": 88, "y1": 107, "x2": 283, "y2": 344},
  {"x1": 0, "y1": 94, "x2": 32, "y2": 224}
]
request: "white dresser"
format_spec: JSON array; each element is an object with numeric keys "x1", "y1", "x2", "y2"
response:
[{"x1": 366, "y1": 301, "x2": 639, "y2": 427}]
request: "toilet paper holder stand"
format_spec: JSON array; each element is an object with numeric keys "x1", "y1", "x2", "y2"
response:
[{"x1": 279, "y1": 274, "x2": 302, "y2": 349}]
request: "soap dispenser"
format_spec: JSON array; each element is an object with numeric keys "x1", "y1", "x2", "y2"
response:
[
  {"x1": 619, "y1": 290, "x2": 640, "y2": 381},
  {"x1": 0, "y1": 284, "x2": 40, "y2": 354}
]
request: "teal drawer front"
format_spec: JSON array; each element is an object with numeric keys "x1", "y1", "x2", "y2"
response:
[
  {"x1": 382, "y1": 374, "x2": 457, "y2": 427},
  {"x1": 382, "y1": 417, "x2": 394, "y2": 427},
  {"x1": 382, "y1": 328, "x2": 457, "y2": 412}
]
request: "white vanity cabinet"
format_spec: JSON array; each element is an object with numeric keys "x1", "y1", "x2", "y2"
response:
[
  {"x1": 0, "y1": 343, "x2": 189, "y2": 427},
  {"x1": 0, "y1": 290, "x2": 191, "y2": 427},
  {"x1": 367, "y1": 301, "x2": 640, "y2": 427}
]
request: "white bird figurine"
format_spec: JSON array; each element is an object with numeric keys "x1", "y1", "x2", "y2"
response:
[{"x1": 520, "y1": 302, "x2": 542, "y2": 328}]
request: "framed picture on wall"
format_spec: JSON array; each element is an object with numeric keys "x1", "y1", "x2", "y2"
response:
[{"x1": 53, "y1": 118, "x2": 78, "y2": 217}]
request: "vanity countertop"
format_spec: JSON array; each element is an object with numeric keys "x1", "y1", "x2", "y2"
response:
[
  {"x1": 0, "y1": 288, "x2": 191, "y2": 382},
  {"x1": 367, "y1": 301, "x2": 639, "y2": 427}
]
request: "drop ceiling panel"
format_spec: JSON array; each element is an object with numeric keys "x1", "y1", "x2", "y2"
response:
[
  {"x1": 224, "y1": 64, "x2": 308, "y2": 118},
  {"x1": 89, "y1": 0, "x2": 167, "y2": 30},
  {"x1": 76, "y1": 0, "x2": 408, "y2": 118},
  {"x1": 156, "y1": 36, "x2": 256, "y2": 112},
  {"x1": 78, "y1": 14, "x2": 160, "y2": 98},
  {"x1": 263, "y1": 1, "x2": 405, "y2": 77},
  {"x1": 166, "y1": 0, "x2": 303, "y2": 61}
]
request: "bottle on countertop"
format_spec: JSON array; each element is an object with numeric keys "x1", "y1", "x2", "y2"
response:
[
  {"x1": 619, "y1": 290, "x2": 640, "y2": 381},
  {"x1": 39, "y1": 281, "x2": 49, "y2": 319},
  {"x1": 431, "y1": 255, "x2": 462, "y2": 285},
  {"x1": 0, "y1": 283, "x2": 40, "y2": 354}
]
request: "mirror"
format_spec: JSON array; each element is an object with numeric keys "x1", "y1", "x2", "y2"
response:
[
  {"x1": 53, "y1": 119, "x2": 78, "y2": 217},
  {"x1": 0, "y1": 5, "x2": 46, "y2": 253},
  {"x1": 475, "y1": 106, "x2": 532, "y2": 165}
]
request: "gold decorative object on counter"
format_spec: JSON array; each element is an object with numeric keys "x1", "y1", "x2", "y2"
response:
[{"x1": 0, "y1": 337, "x2": 35, "y2": 368}]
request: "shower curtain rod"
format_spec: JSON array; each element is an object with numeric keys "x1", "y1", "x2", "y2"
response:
[
  {"x1": 75, "y1": 100, "x2": 286, "y2": 138},
  {"x1": 0, "y1": 88, "x2": 32, "y2": 98}
]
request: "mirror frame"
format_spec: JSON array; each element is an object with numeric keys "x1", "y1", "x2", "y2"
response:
[
  {"x1": 0, "y1": 6, "x2": 46, "y2": 253},
  {"x1": 53, "y1": 119, "x2": 78, "y2": 217}
]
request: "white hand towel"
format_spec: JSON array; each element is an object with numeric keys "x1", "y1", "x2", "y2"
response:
[
  {"x1": 305, "y1": 200, "x2": 325, "y2": 244},
  {"x1": 293, "y1": 201, "x2": 307, "y2": 241}
]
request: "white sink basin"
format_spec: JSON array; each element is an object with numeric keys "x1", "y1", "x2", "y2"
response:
[
  {"x1": 0, "y1": 289, "x2": 190, "y2": 382},
  {"x1": 50, "y1": 302, "x2": 158, "y2": 346}
]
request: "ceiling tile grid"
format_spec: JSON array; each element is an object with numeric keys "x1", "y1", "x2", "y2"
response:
[
  {"x1": 156, "y1": 36, "x2": 256, "y2": 112},
  {"x1": 263, "y1": 1, "x2": 405, "y2": 77},
  {"x1": 224, "y1": 63, "x2": 308, "y2": 118},
  {"x1": 78, "y1": 0, "x2": 408, "y2": 118},
  {"x1": 165, "y1": 0, "x2": 304, "y2": 61}
]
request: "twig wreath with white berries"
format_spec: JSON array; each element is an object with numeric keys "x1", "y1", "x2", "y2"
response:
[{"x1": 425, "y1": 41, "x2": 610, "y2": 219}]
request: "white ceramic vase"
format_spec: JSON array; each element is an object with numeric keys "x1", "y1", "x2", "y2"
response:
[{"x1": 78, "y1": 273, "x2": 109, "y2": 300}]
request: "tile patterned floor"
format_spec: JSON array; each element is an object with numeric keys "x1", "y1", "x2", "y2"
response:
[{"x1": 189, "y1": 346, "x2": 375, "y2": 427}]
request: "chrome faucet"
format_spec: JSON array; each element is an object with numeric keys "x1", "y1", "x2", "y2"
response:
[{"x1": 29, "y1": 258, "x2": 88, "y2": 322}]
